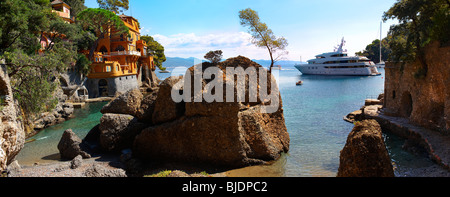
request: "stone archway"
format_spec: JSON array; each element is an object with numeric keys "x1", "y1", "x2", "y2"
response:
[
  {"x1": 401, "y1": 91, "x2": 413, "y2": 118},
  {"x1": 98, "y1": 79, "x2": 108, "y2": 97}
]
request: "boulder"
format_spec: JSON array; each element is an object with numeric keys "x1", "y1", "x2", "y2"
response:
[
  {"x1": 135, "y1": 91, "x2": 158, "y2": 123},
  {"x1": 57, "y1": 129, "x2": 91, "y2": 160},
  {"x1": 337, "y1": 119, "x2": 394, "y2": 177},
  {"x1": 99, "y1": 113, "x2": 147, "y2": 152},
  {"x1": 70, "y1": 155, "x2": 83, "y2": 169},
  {"x1": 363, "y1": 105, "x2": 383, "y2": 118},
  {"x1": 61, "y1": 103, "x2": 74, "y2": 118},
  {"x1": 133, "y1": 56, "x2": 289, "y2": 167},
  {"x1": 101, "y1": 88, "x2": 143, "y2": 116},
  {"x1": 151, "y1": 76, "x2": 185, "y2": 124}
]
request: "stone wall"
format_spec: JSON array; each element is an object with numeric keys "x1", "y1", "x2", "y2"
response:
[
  {"x1": 86, "y1": 75, "x2": 138, "y2": 98},
  {"x1": 384, "y1": 41, "x2": 450, "y2": 135}
]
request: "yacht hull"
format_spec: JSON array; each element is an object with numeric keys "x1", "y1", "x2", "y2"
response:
[{"x1": 294, "y1": 64, "x2": 380, "y2": 76}]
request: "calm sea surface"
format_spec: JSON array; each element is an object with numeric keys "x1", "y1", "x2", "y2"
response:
[{"x1": 16, "y1": 65, "x2": 435, "y2": 176}]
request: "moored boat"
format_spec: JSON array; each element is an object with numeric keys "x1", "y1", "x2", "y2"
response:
[{"x1": 294, "y1": 37, "x2": 380, "y2": 76}]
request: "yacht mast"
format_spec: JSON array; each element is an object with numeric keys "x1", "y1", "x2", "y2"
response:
[{"x1": 379, "y1": 21, "x2": 382, "y2": 63}]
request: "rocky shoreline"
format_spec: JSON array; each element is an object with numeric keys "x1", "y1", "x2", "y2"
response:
[
  {"x1": 5, "y1": 56, "x2": 290, "y2": 177},
  {"x1": 342, "y1": 95, "x2": 450, "y2": 177}
]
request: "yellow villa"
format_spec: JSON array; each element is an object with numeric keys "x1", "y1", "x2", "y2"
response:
[
  {"x1": 46, "y1": 0, "x2": 156, "y2": 98},
  {"x1": 84, "y1": 14, "x2": 156, "y2": 97}
]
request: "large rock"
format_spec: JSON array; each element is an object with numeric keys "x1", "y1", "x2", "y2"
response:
[
  {"x1": 99, "y1": 113, "x2": 147, "y2": 152},
  {"x1": 57, "y1": 129, "x2": 91, "y2": 160},
  {"x1": 337, "y1": 119, "x2": 394, "y2": 177},
  {"x1": 135, "y1": 91, "x2": 158, "y2": 123},
  {"x1": 101, "y1": 88, "x2": 143, "y2": 117},
  {"x1": 133, "y1": 56, "x2": 289, "y2": 167},
  {"x1": 0, "y1": 64, "x2": 25, "y2": 172},
  {"x1": 151, "y1": 76, "x2": 185, "y2": 124}
]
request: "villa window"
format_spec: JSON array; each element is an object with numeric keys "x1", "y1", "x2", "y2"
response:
[{"x1": 106, "y1": 66, "x2": 111, "y2": 72}]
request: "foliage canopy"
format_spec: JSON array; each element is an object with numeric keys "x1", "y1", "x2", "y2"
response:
[
  {"x1": 204, "y1": 50, "x2": 223, "y2": 64},
  {"x1": 77, "y1": 8, "x2": 129, "y2": 61},
  {"x1": 141, "y1": 35, "x2": 167, "y2": 70},
  {"x1": 97, "y1": 0, "x2": 129, "y2": 14},
  {"x1": 239, "y1": 8, "x2": 288, "y2": 72},
  {"x1": 356, "y1": 38, "x2": 391, "y2": 63},
  {"x1": 383, "y1": 0, "x2": 449, "y2": 77}
]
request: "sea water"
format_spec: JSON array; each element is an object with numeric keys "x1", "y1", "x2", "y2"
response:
[
  {"x1": 15, "y1": 102, "x2": 107, "y2": 166},
  {"x1": 16, "y1": 66, "x2": 435, "y2": 176}
]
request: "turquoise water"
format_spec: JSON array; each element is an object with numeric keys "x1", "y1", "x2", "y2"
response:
[
  {"x1": 277, "y1": 67, "x2": 385, "y2": 176},
  {"x1": 16, "y1": 102, "x2": 107, "y2": 165},
  {"x1": 16, "y1": 67, "x2": 433, "y2": 176}
]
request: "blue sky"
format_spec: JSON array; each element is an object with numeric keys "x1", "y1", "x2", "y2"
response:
[{"x1": 85, "y1": 0, "x2": 398, "y2": 61}]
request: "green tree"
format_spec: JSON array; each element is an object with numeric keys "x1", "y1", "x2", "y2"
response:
[
  {"x1": 204, "y1": 50, "x2": 223, "y2": 64},
  {"x1": 64, "y1": 0, "x2": 87, "y2": 19},
  {"x1": 239, "y1": 8, "x2": 288, "y2": 72},
  {"x1": 383, "y1": 0, "x2": 450, "y2": 77},
  {"x1": 97, "y1": 0, "x2": 129, "y2": 14},
  {"x1": 42, "y1": 14, "x2": 79, "y2": 51},
  {"x1": 0, "y1": 0, "x2": 51, "y2": 54},
  {"x1": 356, "y1": 38, "x2": 391, "y2": 63},
  {"x1": 141, "y1": 35, "x2": 166, "y2": 70},
  {"x1": 77, "y1": 8, "x2": 129, "y2": 61},
  {"x1": 4, "y1": 42, "x2": 76, "y2": 114},
  {"x1": 0, "y1": 0, "x2": 79, "y2": 115}
]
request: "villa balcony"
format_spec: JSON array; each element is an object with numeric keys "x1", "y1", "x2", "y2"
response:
[{"x1": 104, "y1": 50, "x2": 141, "y2": 57}]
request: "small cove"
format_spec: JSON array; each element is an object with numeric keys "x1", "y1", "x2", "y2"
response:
[
  {"x1": 15, "y1": 66, "x2": 440, "y2": 176},
  {"x1": 16, "y1": 102, "x2": 107, "y2": 166}
]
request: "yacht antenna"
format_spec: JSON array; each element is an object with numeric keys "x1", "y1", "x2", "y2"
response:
[{"x1": 379, "y1": 21, "x2": 382, "y2": 63}]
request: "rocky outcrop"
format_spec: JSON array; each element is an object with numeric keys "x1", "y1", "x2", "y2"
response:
[
  {"x1": 0, "y1": 64, "x2": 25, "y2": 172},
  {"x1": 33, "y1": 102, "x2": 74, "y2": 132},
  {"x1": 86, "y1": 56, "x2": 289, "y2": 168},
  {"x1": 101, "y1": 88, "x2": 143, "y2": 117},
  {"x1": 337, "y1": 119, "x2": 394, "y2": 177},
  {"x1": 151, "y1": 76, "x2": 185, "y2": 124},
  {"x1": 99, "y1": 113, "x2": 148, "y2": 152},
  {"x1": 57, "y1": 129, "x2": 91, "y2": 160},
  {"x1": 133, "y1": 56, "x2": 289, "y2": 167}
]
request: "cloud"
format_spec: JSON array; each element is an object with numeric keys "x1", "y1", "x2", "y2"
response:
[
  {"x1": 152, "y1": 32, "x2": 270, "y2": 59},
  {"x1": 140, "y1": 26, "x2": 151, "y2": 34}
]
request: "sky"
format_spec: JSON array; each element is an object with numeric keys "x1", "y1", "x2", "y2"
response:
[{"x1": 85, "y1": 0, "x2": 399, "y2": 61}]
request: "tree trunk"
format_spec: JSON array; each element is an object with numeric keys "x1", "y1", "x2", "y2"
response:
[
  {"x1": 269, "y1": 50, "x2": 274, "y2": 73},
  {"x1": 89, "y1": 38, "x2": 100, "y2": 61}
]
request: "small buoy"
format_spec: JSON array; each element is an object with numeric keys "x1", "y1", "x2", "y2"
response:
[{"x1": 296, "y1": 80, "x2": 303, "y2": 85}]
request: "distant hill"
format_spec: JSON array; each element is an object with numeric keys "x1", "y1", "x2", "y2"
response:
[
  {"x1": 162, "y1": 57, "x2": 205, "y2": 68},
  {"x1": 251, "y1": 59, "x2": 303, "y2": 67},
  {"x1": 162, "y1": 57, "x2": 304, "y2": 68}
]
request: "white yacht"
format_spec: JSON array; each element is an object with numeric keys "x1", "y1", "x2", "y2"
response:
[{"x1": 295, "y1": 38, "x2": 380, "y2": 76}]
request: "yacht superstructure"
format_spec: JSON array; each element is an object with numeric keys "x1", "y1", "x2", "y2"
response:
[{"x1": 295, "y1": 38, "x2": 380, "y2": 76}]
